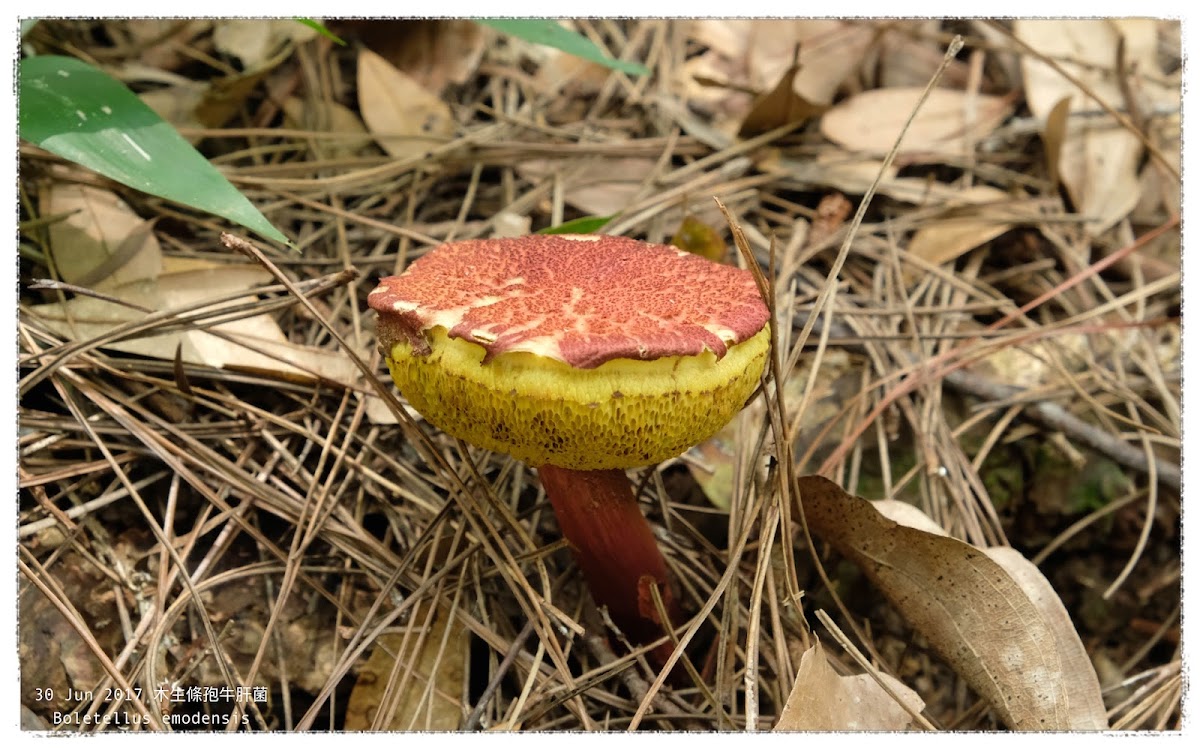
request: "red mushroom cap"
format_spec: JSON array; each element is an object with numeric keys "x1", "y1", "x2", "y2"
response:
[{"x1": 368, "y1": 234, "x2": 768, "y2": 369}]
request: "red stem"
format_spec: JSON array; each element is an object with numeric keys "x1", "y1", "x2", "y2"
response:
[{"x1": 538, "y1": 465, "x2": 679, "y2": 662}]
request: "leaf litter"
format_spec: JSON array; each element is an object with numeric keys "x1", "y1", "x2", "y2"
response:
[{"x1": 17, "y1": 19, "x2": 1179, "y2": 732}]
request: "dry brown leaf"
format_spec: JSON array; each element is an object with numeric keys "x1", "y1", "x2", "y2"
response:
[
  {"x1": 820, "y1": 88, "x2": 1013, "y2": 157},
  {"x1": 906, "y1": 186, "x2": 1033, "y2": 270},
  {"x1": 780, "y1": 151, "x2": 1032, "y2": 211},
  {"x1": 683, "y1": 20, "x2": 874, "y2": 136},
  {"x1": 984, "y1": 548, "x2": 1109, "y2": 730},
  {"x1": 691, "y1": 20, "x2": 874, "y2": 105},
  {"x1": 42, "y1": 183, "x2": 163, "y2": 288},
  {"x1": 872, "y1": 20, "x2": 971, "y2": 89},
  {"x1": 334, "y1": 20, "x2": 484, "y2": 93},
  {"x1": 1042, "y1": 95, "x2": 1073, "y2": 189},
  {"x1": 738, "y1": 59, "x2": 828, "y2": 138},
  {"x1": 358, "y1": 48, "x2": 456, "y2": 160},
  {"x1": 343, "y1": 602, "x2": 469, "y2": 730},
  {"x1": 797, "y1": 475, "x2": 1107, "y2": 730},
  {"x1": 868, "y1": 500, "x2": 1108, "y2": 730},
  {"x1": 26, "y1": 257, "x2": 358, "y2": 383},
  {"x1": 212, "y1": 19, "x2": 316, "y2": 70},
  {"x1": 281, "y1": 96, "x2": 373, "y2": 158},
  {"x1": 807, "y1": 192, "x2": 853, "y2": 249},
  {"x1": 194, "y1": 576, "x2": 337, "y2": 695},
  {"x1": 870, "y1": 499, "x2": 949, "y2": 536},
  {"x1": 1014, "y1": 19, "x2": 1179, "y2": 234},
  {"x1": 535, "y1": 46, "x2": 613, "y2": 97},
  {"x1": 775, "y1": 641, "x2": 925, "y2": 731}
]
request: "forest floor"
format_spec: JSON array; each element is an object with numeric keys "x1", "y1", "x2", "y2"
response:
[{"x1": 17, "y1": 19, "x2": 1181, "y2": 731}]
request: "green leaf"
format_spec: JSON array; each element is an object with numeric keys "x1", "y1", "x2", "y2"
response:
[
  {"x1": 477, "y1": 19, "x2": 649, "y2": 76},
  {"x1": 19, "y1": 55, "x2": 291, "y2": 247},
  {"x1": 537, "y1": 215, "x2": 615, "y2": 235},
  {"x1": 295, "y1": 18, "x2": 346, "y2": 45}
]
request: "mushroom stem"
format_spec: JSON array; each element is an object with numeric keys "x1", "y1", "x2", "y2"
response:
[{"x1": 538, "y1": 465, "x2": 679, "y2": 661}]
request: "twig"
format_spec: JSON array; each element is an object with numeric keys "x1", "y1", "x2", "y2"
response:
[
  {"x1": 942, "y1": 368, "x2": 1178, "y2": 493},
  {"x1": 817, "y1": 214, "x2": 1180, "y2": 477},
  {"x1": 462, "y1": 619, "x2": 536, "y2": 730},
  {"x1": 800, "y1": 310, "x2": 1179, "y2": 493}
]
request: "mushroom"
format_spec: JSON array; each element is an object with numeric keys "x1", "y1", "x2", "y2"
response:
[{"x1": 368, "y1": 234, "x2": 769, "y2": 662}]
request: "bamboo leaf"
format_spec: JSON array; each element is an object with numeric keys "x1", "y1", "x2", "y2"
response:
[
  {"x1": 478, "y1": 19, "x2": 648, "y2": 76},
  {"x1": 19, "y1": 55, "x2": 291, "y2": 247}
]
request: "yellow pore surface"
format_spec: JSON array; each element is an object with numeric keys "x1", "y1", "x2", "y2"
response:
[{"x1": 385, "y1": 326, "x2": 770, "y2": 470}]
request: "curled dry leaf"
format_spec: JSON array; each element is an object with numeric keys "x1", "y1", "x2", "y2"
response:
[
  {"x1": 820, "y1": 87, "x2": 1013, "y2": 157},
  {"x1": 737, "y1": 59, "x2": 828, "y2": 138},
  {"x1": 1041, "y1": 95, "x2": 1074, "y2": 189},
  {"x1": 796, "y1": 475, "x2": 1108, "y2": 730},
  {"x1": 775, "y1": 640, "x2": 925, "y2": 731},
  {"x1": 26, "y1": 257, "x2": 358, "y2": 383},
  {"x1": 344, "y1": 602, "x2": 469, "y2": 730},
  {"x1": 870, "y1": 500, "x2": 1108, "y2": 730},
  {"x1": 42, "y1": 183, "x2": 163, "y2": 288},
  {"x1": 1014, "y1": 19, "x2": 1179, "y2": 235},
  {"x1": 358, "y1": 48, "x2": 455, "y2": 161},
  {"x1": 806, "y1": 192, "x2": 853, "y2": 249}
]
